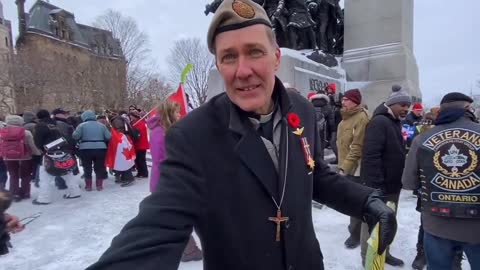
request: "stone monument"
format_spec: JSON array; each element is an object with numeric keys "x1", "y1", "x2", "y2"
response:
[{"x1": 342, "y1": 0, "x2": 421, "y2": 111}]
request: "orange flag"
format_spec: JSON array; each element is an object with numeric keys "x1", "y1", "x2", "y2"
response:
[{"x1": 168, "y1": 83, "x2": 188, "y2": 117}]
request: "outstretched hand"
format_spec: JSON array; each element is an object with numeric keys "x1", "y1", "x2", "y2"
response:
[{"x1": 363, "y1": 190, "x2": 397, "y2": 255}]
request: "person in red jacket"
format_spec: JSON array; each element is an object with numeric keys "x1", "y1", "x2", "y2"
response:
[{"x1": 129, "y1": 111, "x2": 149, "y2": 178}]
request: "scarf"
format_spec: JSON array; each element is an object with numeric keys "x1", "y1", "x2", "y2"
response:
[{"x1": 435, "y1": 108, "x2": 476, "y2": 125}]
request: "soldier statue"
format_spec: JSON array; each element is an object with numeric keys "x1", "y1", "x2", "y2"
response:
[
  {"x1": 263, "y1": 0, "x2": 288, "y2": 47},
  {"x1": 285, "y1": 0, "x2": 317, "y2": 50},
  {"x1": 307, "y1": 0, "x2": 343, "y2": 54}
]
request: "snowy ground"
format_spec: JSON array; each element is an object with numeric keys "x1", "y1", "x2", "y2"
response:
[{"x1": 2, "y1": 172, "x2": 472, "y2": 270}]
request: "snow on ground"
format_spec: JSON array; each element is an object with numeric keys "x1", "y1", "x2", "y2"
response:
[{"x1": 2, "y1": 174, "x2": 472, "y2": 270}]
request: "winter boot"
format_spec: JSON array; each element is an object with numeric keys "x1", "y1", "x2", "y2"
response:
[
  {"x1": 181, "y1": 236, "x2": 203, "y2": 262},
  {"x1": 344, "y1": 236, "x2": 360, "y2": 249},
  {"x1": 96, "y1": 178, "x2": 104, "y2": 191},
  {"x1": 386, "y1": 254, "x2": 404, "y2": 267},
  {"x1": 411, "y1": 246, "x2": 426, "y2": 270},
  {"x1": 32, "y1": 199, "x2": 50, "y2": 205},
  {"x1": 85, "y1": 179, "x2": 93, "y2": 192}
]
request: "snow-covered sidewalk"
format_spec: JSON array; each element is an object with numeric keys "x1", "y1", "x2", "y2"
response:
[{"x1": 2, "y1": 176, "x2": 472, "y2": 270}]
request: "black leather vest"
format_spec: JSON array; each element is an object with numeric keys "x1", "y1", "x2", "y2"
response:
[{"x1": 418, "y1": 128, "x2": 480, "y2": 219}]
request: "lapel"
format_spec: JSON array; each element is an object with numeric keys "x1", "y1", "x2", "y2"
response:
[
  {"x1": 228, "y1": 78, "x2": 293, "y2": 200},
  {"x1": 229, "y1": 101, "x2": 279, "y2": 199}
]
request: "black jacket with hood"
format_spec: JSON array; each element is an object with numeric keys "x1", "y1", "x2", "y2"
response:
[{"x1": 361, "y1": 103, "x2": 407, "y2": 194}]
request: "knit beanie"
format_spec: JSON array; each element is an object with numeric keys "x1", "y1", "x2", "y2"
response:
[
  {"x1": 385, "y1": 85, "x2": 412, "y2": 106},
  {"x1": 412, "y1": 103, "x2": 423, "y2": 111},
  {"x1": 326, "y1": 83, "x2": 336, "y2": 94},
  {"x1": 343, "y1": 89, "x2": 362, "y2": 105}
]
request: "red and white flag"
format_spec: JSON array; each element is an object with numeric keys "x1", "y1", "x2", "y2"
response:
[
  {"x1": 105, "y1": 129, "x2": 136, "y2": 171},
  {"x1": 168, "y1": 83, "x2": 188, "y2": 118}
]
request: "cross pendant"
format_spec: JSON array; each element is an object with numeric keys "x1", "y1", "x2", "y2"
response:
[{"x1": 268, "y1": 209, "x2": 289, "y2": 242}]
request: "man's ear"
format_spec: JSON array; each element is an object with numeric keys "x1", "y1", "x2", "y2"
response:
[{"x1": 274, "y1": 47, "x2": 281, "y2": 71}]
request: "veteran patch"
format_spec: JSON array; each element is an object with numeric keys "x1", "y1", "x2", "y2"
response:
[
  {"x1": 232, "y1": 0, "x2": 255, "y2": 19},
  {"x1": 423, "y1": 128, "x2": 480, "y2": 202}
]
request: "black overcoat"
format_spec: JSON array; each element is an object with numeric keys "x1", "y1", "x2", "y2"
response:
[
  {"x1": 87, "y1": 78, "x2": 372, "y2": 270},
  {"x1": 361, "y1": 103, "x2": 407, "y2": 194}
]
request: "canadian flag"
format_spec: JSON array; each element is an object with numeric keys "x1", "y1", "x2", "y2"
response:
[{"x1": 105, "y1": 129, "x2": 136, "y2": 171}]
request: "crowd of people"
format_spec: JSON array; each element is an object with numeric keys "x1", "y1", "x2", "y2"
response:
[
  {"x1": 0, "y1": 100, "x2": 204, "y2": 261},
  {"x1": 1, "y1": 0, "x2": 479, "y2": 269}
]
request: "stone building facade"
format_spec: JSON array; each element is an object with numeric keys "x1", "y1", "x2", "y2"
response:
[
  {"x1": 0, "y1": 0, "x2": 15, "y2": 115},
  {"x1": 14, "y1": 0, "x2": 127, "y2": 112}
]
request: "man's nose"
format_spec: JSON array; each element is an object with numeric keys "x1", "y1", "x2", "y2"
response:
[{"x1": 235, "y1": 56, "x2": 253, "y2": 79}]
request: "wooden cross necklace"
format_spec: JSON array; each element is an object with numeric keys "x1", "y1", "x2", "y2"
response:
[{"x1": 268, "y1": 120, "x2": 289, "y2": 242}]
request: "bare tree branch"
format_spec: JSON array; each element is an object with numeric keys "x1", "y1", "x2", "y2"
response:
[{"x1": 167, "y1": 38, "x2": 215, "y2": 108}]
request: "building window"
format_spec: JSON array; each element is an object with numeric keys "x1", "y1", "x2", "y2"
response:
[{"x1": 4, "y1": 37, "x2": 7, "y2": 47}]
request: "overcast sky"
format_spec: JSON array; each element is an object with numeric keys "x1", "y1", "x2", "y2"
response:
[{"x1": 2, "y1": 0, "x2": 480, "y2": 106}]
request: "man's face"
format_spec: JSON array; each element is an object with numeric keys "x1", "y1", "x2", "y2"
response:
[
  {"x1": 390, "y1": 103, "x2": 411, "y2": 119},
  {"x1": 341, "y1": 97, "x2": 357, "y2": 111},
  {"x1": 326, "y1": 87, "x2": 334, "y2": 95},
  {"x1": 215, "y1": 24, "x2": 281, "y2": 114}
]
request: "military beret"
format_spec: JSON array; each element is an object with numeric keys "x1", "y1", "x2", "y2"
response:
[
  {"x1": 207, "y1": 0, "x2": 272, "y2": 54},
  {"x1": 440, "y1": 92, "x2": 473, "y2": 105}
]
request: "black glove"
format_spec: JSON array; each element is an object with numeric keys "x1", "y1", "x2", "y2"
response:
[{"x1": 362, "y1": 190, "x2": 397, "y2": 255}]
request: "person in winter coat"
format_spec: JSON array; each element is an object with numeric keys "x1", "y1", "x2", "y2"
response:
[
  {"x1": 129, "y1": 111, "x2": 149, "y2": 178},
  {"x1": 402, "y1": 102, "x2": 424, "y2": 150},
  {"x1": 360, "y1": 84, "x2": 411, "y2": 267},
  {"x1": 308, "y1": 92, "x2": 336, "y2": 160},
  {"x1": 1, "y1": 115, "x2": 41, "y2": 201},
  {"x1": 73, "y1": 110, "x2": 111, "y2": 191},
  {"x1": 336, "y1": 89, "x2": 369, "y2": 249},
  {"x1": 108, "y1": 113, "x2": 135, "y2": 187},
  {"x1": 325, "y1": 83, "x2": 342, "y2": 163},
  {"x1": 147, "y1": 101, "x2": 180, "y2": 192},
  {"x1": 32, "y1": 109, "x2": 81, "y2": 205},
  {"x1": 402, "y1": 93, "x2": 476, "y2": 270},
  {"x1": 22, "y1": 112, "x2": 37, "y2": 134},
  {"x1": 23, "y1": 112, "x2": 41, "y2": 187},
  {"x1": 147, "y1": 100, "x2": 201, "y2": 262}
]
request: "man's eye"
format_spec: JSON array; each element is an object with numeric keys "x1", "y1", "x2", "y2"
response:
[
  {"x1": 250, "y1": 49, "x2": 265, "y2": 57},
  {"x1": 222, "y1": 54, "x2": 236, "y2": 62}
]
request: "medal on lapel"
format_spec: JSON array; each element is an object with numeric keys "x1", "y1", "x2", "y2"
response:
[{"x1": 287, "y1": 112, "x2": 315, "y2": 174}]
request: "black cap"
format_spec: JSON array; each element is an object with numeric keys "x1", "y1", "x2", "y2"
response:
[
  {"x1": 52, "y1": 108, "x2": 70, "y2": 115},
  {"x1": 440, "y1": 92, "x2": 473, "y2": 105}
]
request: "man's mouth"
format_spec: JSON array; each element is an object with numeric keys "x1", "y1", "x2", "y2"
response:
[{"x1": 237, "y1": 84, "x2": 261, "y2": 91}]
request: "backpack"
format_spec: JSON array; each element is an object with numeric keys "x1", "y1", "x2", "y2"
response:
[{"x1": 0, "y1": 127, "x2": 31, "y2": 159}]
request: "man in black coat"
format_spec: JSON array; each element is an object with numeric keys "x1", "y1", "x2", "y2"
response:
[
  {"x1": 87, "y1": 1, "x2": 396, "y2": 269},
  {"x1": 360, "y1": 84, "x2": 411, "y2": 267}
]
